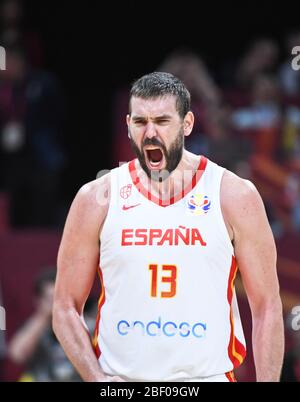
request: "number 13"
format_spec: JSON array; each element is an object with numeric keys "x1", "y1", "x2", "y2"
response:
[{"x1": 149, "y1": 264, "x2": 177, "y2": 298}]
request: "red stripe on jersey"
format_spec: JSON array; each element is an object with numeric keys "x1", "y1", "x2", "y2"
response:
[
  {"x1": 128, "y1": 156, "x2": 207, "y2": 207},
  {"x1": 227, "y1": 256, "x2": 246, "y2": 368},
  {"x1": 93, "y1": 266, "x2": 106, "y2": 359},
  {"x1": 225, "y1": 371, "x2": 237, "y2": 382}
]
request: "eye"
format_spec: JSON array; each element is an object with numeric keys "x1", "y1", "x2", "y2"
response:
[
  {"x1": 156, "y1": 119, "x2": 170, "y2": 125},
  {"x1": 133, "y1": 119, "x2": 146, "y2": 126}
]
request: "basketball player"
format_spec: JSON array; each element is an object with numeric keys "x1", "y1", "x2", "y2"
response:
[{"x1": 53, "y1": 72, "x2": 284, "y2": 382}]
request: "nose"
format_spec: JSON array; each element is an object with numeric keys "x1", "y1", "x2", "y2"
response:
[{"x1": 144, "y1": 122, "x2": 157, "y2": 139}]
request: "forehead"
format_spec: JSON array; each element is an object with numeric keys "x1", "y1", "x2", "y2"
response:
[{"x1": 130, "y1": 95, "x2": 178, "y2": 117}]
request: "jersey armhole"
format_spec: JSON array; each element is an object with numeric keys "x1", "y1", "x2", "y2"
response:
[
  {"x1": 216, "y1": 168, "x2": 234, "y2": 254},
  {"x1": 99, "y1": 169, "x2": 116, "y2": 244}
]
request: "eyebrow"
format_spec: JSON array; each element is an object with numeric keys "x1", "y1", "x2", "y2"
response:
[{"x1": 131, "y1": 114, "x2": 172, "y2": 121}]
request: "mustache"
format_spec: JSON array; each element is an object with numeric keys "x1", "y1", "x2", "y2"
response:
[
  {"x1": 128, "y1": 130, "x2": 164, "y2": 150},
  {"x1": 142, "y1": 137, "x2": 163, "y2": 148}
]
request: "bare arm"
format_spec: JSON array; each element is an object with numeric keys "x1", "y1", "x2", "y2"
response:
[
  {"x1": 8, "y1": 311, "x2": 50, "y2": 364},
  {"x1": 53, "y1": 174, "x2": 121, "y2": 382},
  {"x1": 222, "y1": 171, "x2": 284, "y2": 382},
  {"x1": 9, "y1": 283, "x2": 53, "y2": 364}
]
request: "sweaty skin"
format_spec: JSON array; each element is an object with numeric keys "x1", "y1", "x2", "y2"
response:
[{"x1": 53, "y1": 95, "x2": 283, "y2": 382}]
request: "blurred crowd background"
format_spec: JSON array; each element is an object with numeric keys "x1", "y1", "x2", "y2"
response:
[{"x1": 0, "y1": 0, "x2": 300, "y2": 381}]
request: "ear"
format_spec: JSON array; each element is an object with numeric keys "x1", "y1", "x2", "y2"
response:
[
  {"x1": 126, "y1": 115, "x2": 131, "y2": 138},
  {"x1": 183, "y1": 111, "x2": 194, "y2": 137}
]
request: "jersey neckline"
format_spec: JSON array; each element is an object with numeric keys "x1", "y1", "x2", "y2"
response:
[{"x1": 128, "y1": 156, "x2": 208, "y2": 207}]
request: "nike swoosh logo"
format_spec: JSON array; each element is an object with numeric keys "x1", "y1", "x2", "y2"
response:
[{"x1": 122, "y1": 203, "x2": 141, "y2": 211}]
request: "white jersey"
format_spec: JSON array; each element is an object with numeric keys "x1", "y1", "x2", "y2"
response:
[{"x1": 93, "y1": 156, "x2": 246, "y2": 381}]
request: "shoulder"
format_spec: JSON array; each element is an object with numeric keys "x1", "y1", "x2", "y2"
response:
[
  {"x1": 69, "y1": 172, "x2": 111, "y2": 227},
  {"x1": 221, "y1": 169, "x2": 262, "y2": 209},
  {"x1": 77, "y1": 172, "x2": 111, "y2": 206},
  {"x1": 220, "y1": 170, "x2": 267, "y2": 236}
]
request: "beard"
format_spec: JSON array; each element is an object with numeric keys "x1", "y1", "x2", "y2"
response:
[{"x1": 129, "y1": 127, "x2": 184, "y2": 182}]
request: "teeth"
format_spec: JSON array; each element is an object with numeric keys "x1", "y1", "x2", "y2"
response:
[
  {"x1": 150, "y1": 161, "x2": 161, "y2": 166},
  {"x1": 145, "y1": 148, "x2": 163, "y2": 169}
]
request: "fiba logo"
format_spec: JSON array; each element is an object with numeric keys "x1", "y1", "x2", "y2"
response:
[
  {"x1": 291, "y1": 306, "x2": 300, "y2": 331},
  {"x1": 0, "y1": 46, "x2": 6, "y2": 71},
  {"x1": 0, "y1": 306, "x2": 6, "y2": 331},
  {"x1": 291, "y1": 46, "x2": 300, "y2": 71}
]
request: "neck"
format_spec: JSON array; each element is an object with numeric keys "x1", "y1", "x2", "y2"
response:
[{"x1": 136, "y1": 150, "x2": 201, "y2": 201}]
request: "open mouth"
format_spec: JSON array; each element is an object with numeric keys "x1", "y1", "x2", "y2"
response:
[{"x1": 144, "y1": 147, "x2": 164, "y2": 170}]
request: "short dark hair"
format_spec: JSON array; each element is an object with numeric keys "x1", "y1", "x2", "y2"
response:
[{"x1": 129, "y1": 72, "x2": 191, "y2": 119}]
